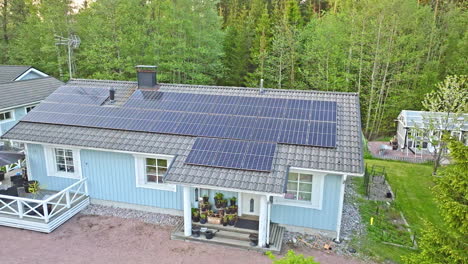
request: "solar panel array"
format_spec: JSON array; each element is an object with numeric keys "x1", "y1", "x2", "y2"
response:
[
  {"x1": 25, "y1": 90, "x2": 337, "y2": 148},
  {"x1": 185, "y1": 138, "x2": 276, "y2": 172},
  {"x1": 43, "y1": 86, "x2": 110, "y2": 106}
]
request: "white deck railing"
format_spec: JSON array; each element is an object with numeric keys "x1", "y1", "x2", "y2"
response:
[{"x1": 0, "y1": 178, "x2": 88, "y2": 223}]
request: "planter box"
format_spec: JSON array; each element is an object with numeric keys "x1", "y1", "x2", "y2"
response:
[{"x1": 207, "y1": 216, "x2": 222, "y2": 225}]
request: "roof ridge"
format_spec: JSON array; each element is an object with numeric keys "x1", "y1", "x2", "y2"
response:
[
  {"x1": 69, "y1": 78, "x2": 359, "y2": 96},
  {"x1": 0, "y1": 76, "x2": 62, "y2": 85}
]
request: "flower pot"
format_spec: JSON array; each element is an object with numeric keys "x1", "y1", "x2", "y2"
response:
[
  {"x1": 192, "y1": 216, "x2": 200, "y2": 223},
  {"x1": 205, "y1": 230, "x2": 217, "y2": 239},
  {"x1": 229, "y1": 220, "x2": 236, "y2": 226},
  {"x1": 23, "y1": 180, "x2": 38, "y2": 194},
  {"x1": 202, "y1": 196, "x2": 209, "y2": 203},
  {"x1": 200, "y1": 218, "x2": 207, "y2": 224},
  {"x1": 192, "y1": 227, "x2": 201, "y2": 237},
  {"x1": 222, "y1": 221, "x2": 228, "y2": 226},
  {"x1": 230, "y1": 200, "x2": 236, "y2": 206},
  {"x1": 249, "y1": 234, "x2": 258, "y2": 246}
]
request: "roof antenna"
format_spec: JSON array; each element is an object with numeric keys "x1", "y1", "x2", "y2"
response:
[{"x1": 259, "y1": 79, "x2": 265, "y2": 94}]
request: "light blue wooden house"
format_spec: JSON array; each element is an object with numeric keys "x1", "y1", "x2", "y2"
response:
[
  {"x1": 1, "y1": 66, "x2": 364, "y2": 250},
  {"x1": 0, "y1": 65, "x2": 63, "y2": 145}
]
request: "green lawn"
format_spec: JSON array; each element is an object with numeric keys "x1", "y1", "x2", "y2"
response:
[{"x1": 351, "y1": 159, "x2": 444, "y2": 263}]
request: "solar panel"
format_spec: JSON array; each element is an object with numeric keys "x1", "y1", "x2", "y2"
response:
[
  {"x1": 185, "y1": 138, "x2": 276, "y2": 172},
  {"x1": 45, "y1": 86, "x2": 109, "y2": 105},
  {"x1": 24, "y1": 89, "x2": 338, "y2": 148}
]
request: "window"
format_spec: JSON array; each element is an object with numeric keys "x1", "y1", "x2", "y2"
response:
[
  {"x1": 285, "y1": 172, "x2": 313, "y2": 202},
  {"x1": 44, "y1": 146, "x2": 81, "y2": 179},
  {"x1": 0, "y1": 111, "x2": 12, "y2": 122},
  {"x1": 275, "y1": 169, "x2": 325, "y2": 209},
  {"x1": 134, "y1": 155, "x2": 176, "y2": 192},
  {"x1": 25, "y1": 106, "x2": 36, "y2": 113},
  {"x1": 145, "y1": 158, "x2": 167, "y2": 184},
  {"x1": 54, "y1": 148, "x2": 75, "y2": 173}
]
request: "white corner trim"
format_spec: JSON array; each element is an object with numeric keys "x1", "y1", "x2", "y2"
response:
[
  {"x1": 43, "y1": 145, "x2": 82, "y2": 179},
  {"x1": 0, "y1": 109, "x2": 15, "y2": 124},
  {"x1": 15, "y1": 68, "x2": 48, "y2": 81},
  {"x1": 133, "y1": 154, "x2": 176, "y2": 192},
  {"x1": 335, "y1": 174, "x2": 347, "y2": 242}
]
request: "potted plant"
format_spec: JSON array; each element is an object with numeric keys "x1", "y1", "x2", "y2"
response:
[
  {"x1": 230, "y1": 196, "x2": 237, "y2": 206},
  {"x1": 222, "y1": 215, "x2": 229, "y2": 226},
  {"x1": 218, "y1": 208, "x2": 225, "y2": 216},
  {"x1": 207, "y1": 210, "x2": 214, "y2": 217},
  {"x1": 192, "y1": 208, "x2": 200, "y2": 222},
  {"x1": 200, "y1": 202, "x2": 211, "y2": 212},
  {"x1": 249, "y1": 234, "x2": 258, "y2": 246},
  {"x1": 200, "y1": 213, "x2": 207, "y2": 224},
  {"x1": 214, "y1": 193, "x2": 224, "y2": 208},
  {"x1": 202, "y1": 194, "x2": 209, "y2": 203},
  {"x1": 228, "y1": 205, "x2": 238, "y2": 214},
  {"x1": 227, "y1": 214, "x2": 236, "y2": 226}
]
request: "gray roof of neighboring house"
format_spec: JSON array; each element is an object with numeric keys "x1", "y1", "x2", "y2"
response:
[
  {"x1": 0, "y1": 65, "x2": 31, "y2": 83},
  {"x1": 0, "y1": 77, "x2": 64, "y2": 111},
  {"x1": 2, "y1": 79, "x2": 364, "y2": 194}
]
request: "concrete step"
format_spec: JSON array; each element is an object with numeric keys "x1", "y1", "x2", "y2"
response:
[
  {"x1": 193, "y1": 222, "x2": 258, "y2": 234},
  {"x1": 192, "y1": 227, "x2": 253, "y2": 242}
]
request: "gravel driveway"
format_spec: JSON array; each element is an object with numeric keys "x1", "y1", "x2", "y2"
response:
[{"x1": 0, "y1": 214, "x2": 368, "y2": 264}]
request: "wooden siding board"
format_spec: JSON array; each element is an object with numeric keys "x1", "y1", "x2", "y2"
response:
[{"x1": 270, "y1": 174, "x2": 341, "y2": 231}]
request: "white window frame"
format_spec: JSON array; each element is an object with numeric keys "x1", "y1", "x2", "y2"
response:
[
  {"x1": 24, "y1": 105, "x2": 37, "y2": 113},
  {"x1": 0, "y1": 110, "x2": 14, "y2": 124},
  {"x1": 274, "y1": 168, "x2": 326, "y2": 210},
  {"x1": 43, "y1": 145, "x2": 82, "y2": 179},
  {"x1": 134, "y1": 154, "x2": 176, "y2": 192}
]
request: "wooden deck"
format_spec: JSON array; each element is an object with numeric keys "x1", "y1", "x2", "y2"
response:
[
  {"x1": 0, "y1": 178, "x2": 89, "y2": 233},
  {"x1": 171, "y1": 221, "x2": 285, "y2": 253},
  {"x1": 0, "y1": 195, "x2": 89, "y2": 232}
]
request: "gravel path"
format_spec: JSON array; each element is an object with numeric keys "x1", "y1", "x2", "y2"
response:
[
  {"x1": 0, "y1": 214, "x2": 371, "y2": 264},
  {"x1": 81, "y1": 204, "x2": 182, "y2": 226}
]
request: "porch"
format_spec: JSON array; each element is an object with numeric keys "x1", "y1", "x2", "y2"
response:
[
  {"x1": 0, "y1": 177, "x2": 90, "y2": 233},
  {"x1": 174, "y1": 186, "x2": 285, "y2": 253},
  {"x1": 171, "y1": 219, "x2": 285, "y2": 253}
]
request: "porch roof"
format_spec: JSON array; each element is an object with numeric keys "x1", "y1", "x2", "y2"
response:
[{"x1": 2, "y1": 79, "x2": 364, "y2": 194}]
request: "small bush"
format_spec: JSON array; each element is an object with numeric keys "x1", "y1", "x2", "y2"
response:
[{"x1": 266, "y1": 250, "x2": 319, "y2": 264}]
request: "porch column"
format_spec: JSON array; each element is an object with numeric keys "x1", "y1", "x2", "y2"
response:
[
  {"x1": 335, "y1": 175, "x2": 347, "y2": 242},
  {"x1": 258, "y1": 195, "x2": 268, "y2": 247},
  {"x1": 183, "y1": 186, "x2": 192, "y2": 237}
]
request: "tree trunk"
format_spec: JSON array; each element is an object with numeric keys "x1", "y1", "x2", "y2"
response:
[{"x1": 365, "y1": 16, "x2": 383, "y2": 137}]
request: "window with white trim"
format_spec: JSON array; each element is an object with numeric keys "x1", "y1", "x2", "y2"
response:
[
  {"x1": 25, "y1": 105, "x2": 36, "y2": 113},
  {"x1": 43, "y1": 146, "x2": 82, "y2": 179},
  {"x1": 145, "y1": 158, "x2": 167, "y2": 183},
  {"x1": 285, "y1": 172, "x2": 313, "y2": 202},
  {"x1": 275, "y1": 169, "x2": 325, "y2": 210},
  {"x1": 135, "y1": 155, "x2": 176, "y2": 192},
  {"x1": 0, "y1": 111, "x2": 12, "y2": 122},
  {"x1": 54, "y1": 148, "x2": 75, "y2": 173}
]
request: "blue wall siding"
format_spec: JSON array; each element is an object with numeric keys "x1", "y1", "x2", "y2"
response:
[
  {"x1": 270, "y1": 174, "x2": 342, "y2": 231},
  {"x1": 27, "y1": 143, "x2": 77, "y2": 190},
  {"x1": 0, "y1": 107, "x2": 27, "y2": 136},
  {"x1": 27, "y1": 144, "x2": 183, "y2": 210},
  {"x1": 80, "y1": 149, "x2": 182, "y2": 210}
]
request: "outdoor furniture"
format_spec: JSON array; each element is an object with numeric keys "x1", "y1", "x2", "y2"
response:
[
  {"x1": 10, "y1": 175, "x2": 25, "y2": 187},
  {"x1": 379, "y1": 145, "x2": 392, "y2": 155},
  {"x1": 0, "y1": 171, "x2": 4, "y2": 181},
  {"x1": 0, "y1": 186, "x2": 19, "y2": 204}
]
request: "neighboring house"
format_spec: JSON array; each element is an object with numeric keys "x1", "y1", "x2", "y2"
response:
[
  {"x1": 396, "y1": 110, "x2": 468, "y2": 155},
  {"x1": 2, "y1": 66, "x2": 364, "y2": 249},
  {"x1": 0, "y1": 65, "x2": 63, "y2": 143}
]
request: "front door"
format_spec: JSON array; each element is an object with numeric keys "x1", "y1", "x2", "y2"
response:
[{"x1": 242, "y1": 193, "x2": 260, "y2": 216}]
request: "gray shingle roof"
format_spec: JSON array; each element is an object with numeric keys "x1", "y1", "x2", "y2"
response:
[
  {"x1": 2, "y1": 79, "x2": 364, "y2": 194},
  {"x1": 0, "y1": 77, "x2": 64, "y2": 110},
  {"x1": 0, "y1": 65, "x2": 31, "y2": 83}
]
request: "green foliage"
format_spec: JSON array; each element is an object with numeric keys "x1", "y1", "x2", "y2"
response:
[
  {"x1": 266, "y1": 250, "x2": 319, "y2": 264},
  {"x1": 1, "y1": 0, "x2": 466, "y2": 137},
  {"x1": 403, "y1": 142, "x2": 468, "y2": 264}
]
